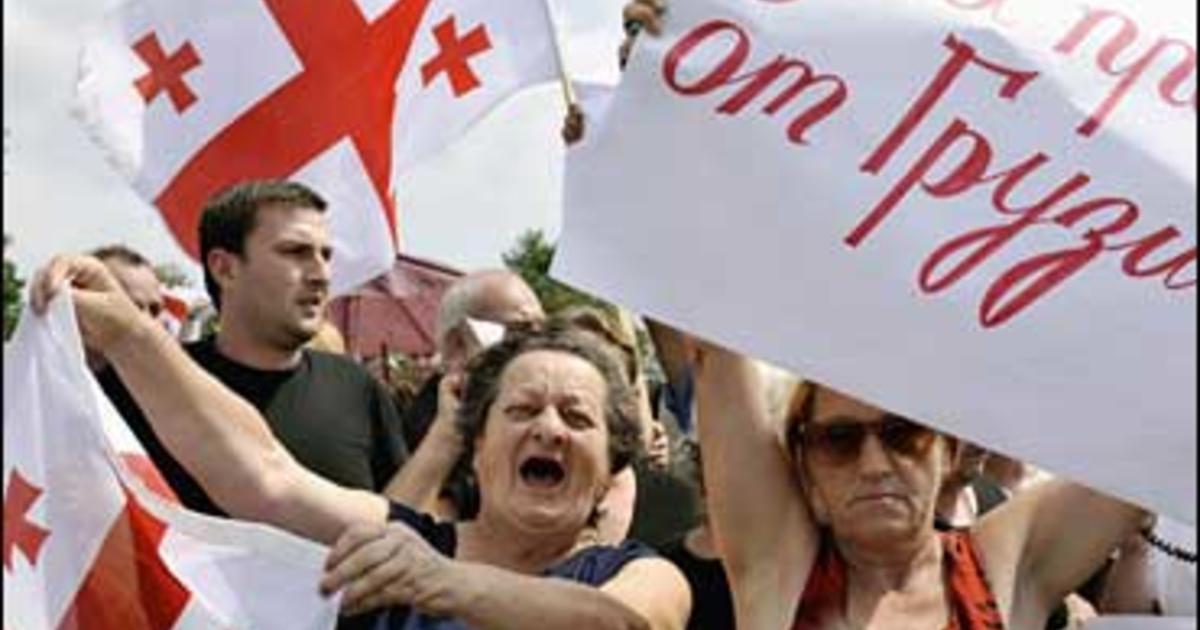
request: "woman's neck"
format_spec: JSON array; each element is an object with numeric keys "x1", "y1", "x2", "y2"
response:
[
  {"x1": 838, "y1": 533, "x2": 949, "y2": 627},
  {"x1": 457, "y1": 514, "x2": 589, "y2": 574},
  {"x1": 838, "y1": 530, "x2": 943, "y2": 591}
]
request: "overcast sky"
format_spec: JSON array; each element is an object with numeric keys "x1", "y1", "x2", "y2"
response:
[{"x1": 3, "y1": 0, "x2": 625, "y2": 287}]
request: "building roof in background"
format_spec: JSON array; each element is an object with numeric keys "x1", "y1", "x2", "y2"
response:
[{"x1": 327, "y1": 254, "x2": 462, "y2": 359}]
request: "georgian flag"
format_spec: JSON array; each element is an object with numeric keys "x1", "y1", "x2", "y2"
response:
[
  {"x1": 74, "y1": 0, "x2": 563, "y2": 294},
  {"x1": 3, "y1": 296, "x2": 340, "y2": 629},
  {"x1": 159, "y1": 285, "x2": 211, "y2": 342}
]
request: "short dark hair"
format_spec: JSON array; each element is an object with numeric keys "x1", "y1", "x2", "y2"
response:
[
  {"x1": 198, "y1": 180, "x2": 326, "y2": 310},
  {"x1": 456, "y1": 322, "x2": 643, "y2": 476},
  {"x1": 90, "y1": 244, "x2": 151, "y2": 268}
]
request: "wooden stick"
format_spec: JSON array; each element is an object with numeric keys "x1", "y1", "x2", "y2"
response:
[{"x1": 540, "y1": 0, "x2": 577, "y2": 107}]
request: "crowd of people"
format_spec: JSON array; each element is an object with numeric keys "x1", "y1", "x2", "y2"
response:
[{"x1": 22, "y1": 1, "x2": 1195, "y2": 628}]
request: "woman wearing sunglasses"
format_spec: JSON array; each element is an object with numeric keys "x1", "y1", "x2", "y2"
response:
[
  {"x1": 684, "y1": 339, "x2": 1148, "y2": 629},
  {"x1": 589, "y1": 3, "x2": 1148, "y2": 625}
]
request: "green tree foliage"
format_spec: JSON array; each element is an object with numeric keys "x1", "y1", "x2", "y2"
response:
[
  {"x1": 4, "y1": 235, "x2": 25, "y2": 341},
  {"x1": 501, "y1": 229, "x2": 662, "y2": 381},
  {"x1": 502, "y1": 229, "x2": 610, "y2": 316}
]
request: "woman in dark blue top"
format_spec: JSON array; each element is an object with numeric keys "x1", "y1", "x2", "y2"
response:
[
  {"x1": 317, "y1": 326, "x2": 691, "y2": 628},
  {"x1": 340, "y1": 502, "x2": 663, "y2": 629},
  {"x1": 50, "y1": 261, "x2": 694, "y2": 630}
]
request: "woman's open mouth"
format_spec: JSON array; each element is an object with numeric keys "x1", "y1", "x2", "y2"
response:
[{"x1": 519, "y1": 456, "x2": 566, "y2": 489}]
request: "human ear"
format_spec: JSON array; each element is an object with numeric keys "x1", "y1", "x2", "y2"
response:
[
  {"x1": 206, "y1": 249, "x2": 238, "y2": 290},
  {"x1": 469, "y1": 427, "x2": 489, "y2": 479},
  {"x1": 444, "y1": 329, "x2": 478, "y2": 370},
  {"x1": 594, "y1": 476, "x2": 612, "y2": 504}
]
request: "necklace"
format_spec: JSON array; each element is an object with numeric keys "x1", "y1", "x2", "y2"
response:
[{"x1": 1141, "y1": 527, "x2": 1198, "y2": 565}]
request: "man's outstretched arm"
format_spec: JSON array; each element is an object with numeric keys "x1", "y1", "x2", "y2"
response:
[{"x1": 33, "y1": 254, "x2": 388, "y2": 544}]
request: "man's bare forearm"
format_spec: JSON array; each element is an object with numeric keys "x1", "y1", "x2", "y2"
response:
[
  {"x1": 107, "y1": 322, "x2": 293, "y2": 518},
  {"x1": 106, "y1": 319, "x2": 386, "y2": 543}
]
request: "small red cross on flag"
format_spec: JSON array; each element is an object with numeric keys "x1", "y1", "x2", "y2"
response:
[
  {"x1": 421, "y1": 16, "x2": 492, "y2": 97},
  {"x1": 131, "y1": 32, "x2": 201, "y2": 113},
  {"x1": 3, "y1": 469, "x2": 49, "y2": 572},
  {"x1": 74, "y1": 0, "x2": 564, "y2": 293}
]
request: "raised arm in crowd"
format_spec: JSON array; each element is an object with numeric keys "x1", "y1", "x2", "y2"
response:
[
  {"x1": 615, "y1": 3, "x2": 1148, "y2": 626},
  {"x1": 32, "y1": 254, "x2": 690, "y2": 630}
]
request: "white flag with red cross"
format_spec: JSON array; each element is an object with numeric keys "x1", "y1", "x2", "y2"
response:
[
  {"x1": 159, "y1": 285, "x2": 211, "y2": 341},
  {"x1": 74, "y1": 0, "x2": 563, "y2": 294},
  {"x1": 3, "y1": 296, "x2": 340, "y2": 630}
]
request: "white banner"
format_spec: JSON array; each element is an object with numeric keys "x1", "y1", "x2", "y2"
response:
[
  {"x1": 555, "y1": 0, "x2": 1197, "y2": 523},
  {"x1": 1083, "y1": 618, "x2": 1196, "y2": 630}
]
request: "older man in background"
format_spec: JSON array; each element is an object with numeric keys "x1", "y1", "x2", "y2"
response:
[{"x1": 386, "y1": 269, "x2": 546, "y2": 519}]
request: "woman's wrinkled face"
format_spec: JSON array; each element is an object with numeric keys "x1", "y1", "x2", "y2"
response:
[
  {"x1": 798, "y1": 386, "x2": 951, "y2": 552},
  {"x1": 473, "y1": 350, "x2": 612, "y2": 535}
]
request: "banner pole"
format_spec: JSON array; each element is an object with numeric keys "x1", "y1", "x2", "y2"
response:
[{"x1": 540, "y1": 0, "x2": 577, "y2": 107}]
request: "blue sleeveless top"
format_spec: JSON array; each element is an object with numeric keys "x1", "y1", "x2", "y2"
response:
[{"x1": 373, "y1": 502, "x2": 657, "y2": 629}]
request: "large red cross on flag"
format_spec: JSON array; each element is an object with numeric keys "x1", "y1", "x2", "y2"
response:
[
  {"x1": 75, "y1": 0, "x2": 562, "y2": 294},
  {"x1": 3, "y1": 297, "x2": 341, "y2": 629}
]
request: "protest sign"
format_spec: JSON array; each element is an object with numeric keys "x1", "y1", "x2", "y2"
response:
[
  {"x1": 555, "y1": 0, "x2": 1196, "y2": 522},
  {"x1": 1083, "y1": 618, "x2": 1196, "y2": 630}
]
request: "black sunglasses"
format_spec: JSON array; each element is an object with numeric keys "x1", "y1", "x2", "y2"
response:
[{"x1": 799, "y1": 415, "x2": 936, "y2": 465}]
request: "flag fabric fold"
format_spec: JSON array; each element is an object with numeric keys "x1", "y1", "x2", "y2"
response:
[
  {"x1": 73, "y1": 0, "x2": 563, "y2": 294},
  {"x1": 3, "y1": 296, "x2": 340, "y2": 630}
]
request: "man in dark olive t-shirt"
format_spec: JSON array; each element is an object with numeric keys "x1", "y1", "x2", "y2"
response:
[
  {"x1": 99, "y1": 336, "x2": 407, "y2": 516},
  {"x1": 95, "y1": 181, "x2": 408, "y2": 630},
  {"x1": 96, "y1": 180, "x2": 408, "y2": 513}
]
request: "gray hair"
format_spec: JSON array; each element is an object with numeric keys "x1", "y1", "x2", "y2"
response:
[{"x1": 435, "y1": 269, "x2": 541, "y2": 355}]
